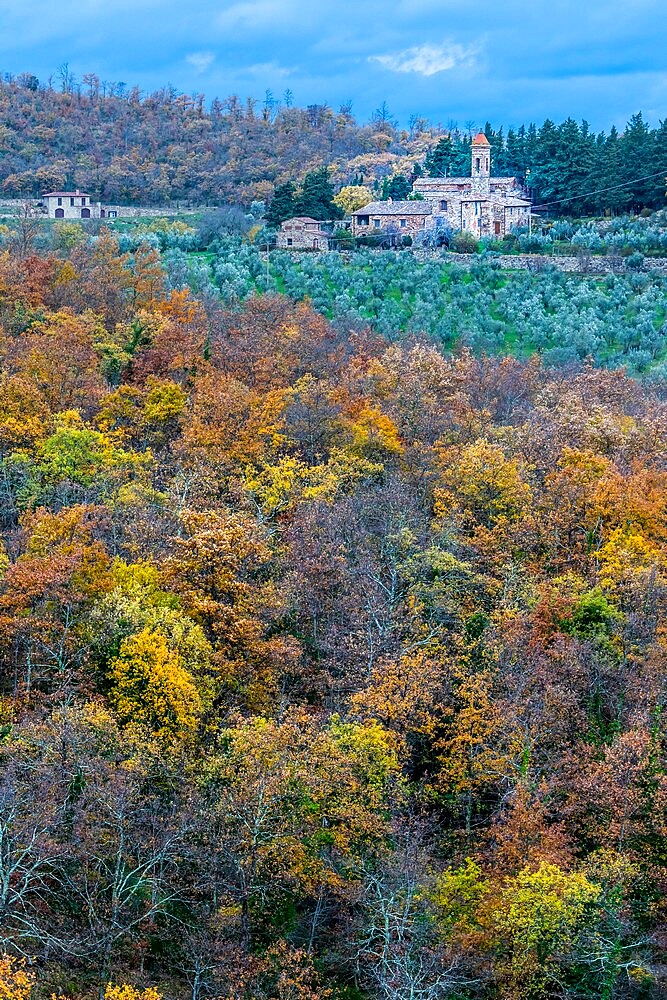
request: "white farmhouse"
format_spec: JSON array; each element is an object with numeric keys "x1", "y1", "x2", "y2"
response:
[
  {"x1": 42, "y1": 191, "x2": 119, "y2": 220},
  {"x1": 43, "y1": 190, "x2": 95, "y2": 219}
]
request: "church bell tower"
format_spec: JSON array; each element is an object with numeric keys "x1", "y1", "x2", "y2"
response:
[
  {"x1": 471, "y1": 132, "x2": 491, "y2": 195},
  {"x1": 471, "y1": 132, "x2": 491, "y2": 177}
]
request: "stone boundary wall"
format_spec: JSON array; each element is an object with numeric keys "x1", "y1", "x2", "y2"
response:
[
  {"x1": 111, "y1": 205, "x2": 200, "y2": 218},
  {"x1": 268, "y1": 246, "x2": 667, "y2": 276},
  {"x1": 0, "y1": 199, "x2": 30, "y2": 217},
  {"x1": 409, "y1": 250, "x2": 667, "y2": 274}
]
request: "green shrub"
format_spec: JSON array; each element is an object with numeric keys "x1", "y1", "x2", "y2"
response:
[{"x1": 452, "y1": 231, "x2": 480, "y2": 254}]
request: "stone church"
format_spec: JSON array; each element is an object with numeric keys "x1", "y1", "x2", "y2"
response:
[
  {"x1": 351, "y1": 132, "x2": 531, "y2": 240},
  {"x1": 412, "y1": 132, "x2": 531, "y2": 238}
]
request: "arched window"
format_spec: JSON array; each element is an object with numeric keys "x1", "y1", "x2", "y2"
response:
[{"x1": 55, "y1": 208, "x2": 64, "y2": 218}]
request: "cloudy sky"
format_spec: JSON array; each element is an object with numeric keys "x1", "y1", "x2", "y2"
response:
[{"x1": 2, "y1": 0, "x2": 666, "y2": 129}]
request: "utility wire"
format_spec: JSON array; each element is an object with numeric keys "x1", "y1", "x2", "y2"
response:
[
  {"x1": 423, "y1": 165, "x2": 667, "y2": 212},
  {"x1": 532, "y1": 167, "x2": 667, "y2": 211}
]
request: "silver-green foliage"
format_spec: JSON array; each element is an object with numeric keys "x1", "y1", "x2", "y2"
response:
[{"x1": 191, "y1": 242, "x2": 667, "y2": 373}]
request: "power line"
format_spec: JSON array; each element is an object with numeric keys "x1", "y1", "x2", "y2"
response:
[{"x1": 532, "y1": 167, "x2": 667, "y2": 211}]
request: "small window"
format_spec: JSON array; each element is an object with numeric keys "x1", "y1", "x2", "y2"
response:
[
  {"x1": 400, "y1": 219, "x2": 406, "y2": 228},
  {"x1": 81, "y1": 196, "x2": 86, "y2": 205},
  {"x1": 57, "y1": 197, "x2": 62, "y2": 206},
  {"x1": 440, "y1": 200, "x2": 447, "y2": 211},
  {"x1": 70, "y1": 197, "x2": 75, "y2": 206},
  {"x1": 476, "y1": 157, "x2": 480, "y2": 171},
  {"x1": 287, "y1": 238, "x2": 293, "y2": 246},
  {"x1": 357, "y1": 215, "x2": 369, "y2": 226},
  {"x1": 373, "y1": 219, "x2": 381, "y2": 228}
]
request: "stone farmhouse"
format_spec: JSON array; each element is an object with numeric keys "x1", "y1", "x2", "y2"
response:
[
  {"x1": 42, "y1": 191, "x2": 119, "y2": 220},
  {"x1": 351, "y1": 201, "x2": 432, "y2": 239},
  {"x1": 351, "y1": 132, "x2": 531, "y2": 241},
  {"x1": 276, "y1": 217, "x2": 332, "y2": 250}
]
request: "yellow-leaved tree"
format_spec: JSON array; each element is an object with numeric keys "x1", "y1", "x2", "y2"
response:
[
  {"x1": 201, "y1": 709, "x2": 401, "y2": 949},
  {"x1": 108, "y1": 627, "x2": 202, "y2": 742},
  {"x1": 346, "y1": 404, "x2": 404, "y2": 463},
  {"x1": 430, "y1": 860, "x2": 604, "y2": 999},
  {"x1": 332, "y1": 185, "x2": 373, "y2": 215},
  {"x1": 435, "y1": 438, "x2": 531, "y2": 559},
  {"x1": 244, "y1": 454, "x2": 335, "y2": 520},
  {"x1": 105, "y1": 986, "x2": 161, "y2": 1000},
  {"x1": 165, "y1": 509, "x2": 299, "y2": 713},
  {"x1": 433, "y1": 669, "x2": 521, "y2": 835},
  {"x1": 0, "y1": 956, "x2": 33, "y2": 1000},
  {"x1": 488, "y1": 863, "x2": 602, "y2": 998}
]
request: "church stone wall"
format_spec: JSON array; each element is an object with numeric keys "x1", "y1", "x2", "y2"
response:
[{"x1": 413, "y1": 134, "x2": 530, "y2": 238}]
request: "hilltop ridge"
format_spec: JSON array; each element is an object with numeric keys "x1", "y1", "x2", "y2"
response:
[{"x1": 0, "y1": 72, "x2": 666, "y2": 214}]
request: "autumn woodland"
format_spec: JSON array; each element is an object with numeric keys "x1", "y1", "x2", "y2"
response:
[
  {"x1": 1, "y1": 73, "x2": 666, "y2": 214},
  {"x1": 0, "y1": 71, "x2": 666, "y2": 1000}
]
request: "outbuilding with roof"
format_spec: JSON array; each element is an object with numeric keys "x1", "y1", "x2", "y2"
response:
[
  {"x1": 276, "y1": 216, "x2": 333, "y2": 250},
  {"x1": 351, "y1": 200, "x2": 432, "y2": 237}
]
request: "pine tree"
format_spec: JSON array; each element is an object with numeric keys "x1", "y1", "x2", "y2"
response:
[
  {"x1": 592, "y1": 129, "x2": 623, "y2": 215},
  {"x1": 293, "y1": 167, "x2": 344, "y2": 220},
  {"x1": 483, "y1": 121, "x2": 505, "y2": 174},
  {"x1": 621, "y1": 113, "x2": 655, "y2": 211},
  {"x1": 652, "y1": 119, "x2": 667, "y2": 207},
  {"x1": 425, "y1": 137, "x2": 454, "y2": 177},
  {"x1": 266, "y1": 181, "x2": 297, "y2": 227},
  {"x1": 382, "y1": 174, "x2": 411, "y2": 200},
  {"x1": 505, "y1": 128, "x2": 526, "y2": 180}
]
